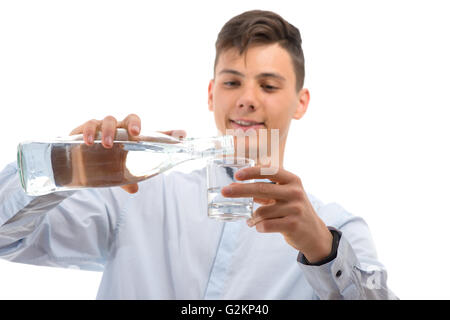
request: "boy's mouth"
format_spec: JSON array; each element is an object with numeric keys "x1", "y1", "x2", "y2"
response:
[{"x1": 229, "y1": 119, "x2": 265, "y2": 132}]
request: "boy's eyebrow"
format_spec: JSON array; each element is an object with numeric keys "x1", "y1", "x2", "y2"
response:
[
  {"x1": 218, "y1": 69, "x2": 286, "y2": 81},
  {"x1": 218, "y1": 69, "x2": 245, "y2": 77},
  {"x1": 256, "y1": 72, "x2": 286, "y2": 81}
]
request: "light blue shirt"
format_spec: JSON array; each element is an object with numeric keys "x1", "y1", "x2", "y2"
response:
[{"x1": 0, "y1": 162, "x2": 397, "y2": 299}]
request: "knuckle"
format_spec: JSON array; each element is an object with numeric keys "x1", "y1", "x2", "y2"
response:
[
  {"x1": 257, "y1": 182, "x2": 270, "y2": 195},
  {"x1": 288, "y1": 201, "x2": 303, "y2": 215},
  {"x1": 295, "y1": 176, "x2": 304, "y2": 187},
  {"x1": 83, "y1": 122, "x2": 98, "y2": 134},
  {"x1": 103, "y1": 115, "x2": 117, "y2": 123},
  {"x1": 127, "y1": 113, "x2": 141, "y2": 121},
  {"x1": 86, "y1": 119, "x2": 99, "y2": 126},
  {"x1": 83, "y1": 127, "x2": 94, "y2": 136},
  {"x1": 288, "y1": 187, "x2": 303, "y2": 200}
]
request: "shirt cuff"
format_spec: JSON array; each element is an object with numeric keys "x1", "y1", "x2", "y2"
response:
[
  {"x1": 300, "y1": 226, "x2": 340, "y2": 266},
  {"x1": 297, "y1": 228, "x2": 362, "y2": 299}
]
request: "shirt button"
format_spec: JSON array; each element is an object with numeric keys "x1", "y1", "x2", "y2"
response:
[{"x1": 335, "y1": 270, "x2": 342, "y2": 278}]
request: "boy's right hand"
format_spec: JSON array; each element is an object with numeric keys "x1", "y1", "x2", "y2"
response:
[{"x1": 69, "y1": 113, "x2": 186, "y2": 194}]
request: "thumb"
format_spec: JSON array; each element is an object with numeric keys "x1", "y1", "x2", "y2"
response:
[
  {"x1": 160, "y1": 130, "x2": 187, "y2": 139},
  {"x1": 121, "y1": 184, "x2": 139, "y2": 194}
]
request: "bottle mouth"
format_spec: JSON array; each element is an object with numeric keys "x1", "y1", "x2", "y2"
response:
[{"x1": 182, "y1": 134, "x2": 235, "y2": 158}]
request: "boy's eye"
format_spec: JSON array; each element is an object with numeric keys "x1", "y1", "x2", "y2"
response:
[
  {"x1": 224, "y1": 81, "x2": 240, "y2": 87},
  {"x1": 261, "y1": 84, "x2": 278, "y2": 91}
]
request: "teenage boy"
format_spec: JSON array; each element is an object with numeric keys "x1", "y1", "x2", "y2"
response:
[{"x1": 0, "y1": 10, "x2": 396, "y2": 299}]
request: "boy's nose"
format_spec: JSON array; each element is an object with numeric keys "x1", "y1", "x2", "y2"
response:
[
  {"x1": 236, "y1": 86, "x2": 259, "y2": 111},
  {"x1": 239, "y1": 103, "x2": 255, "y2": 111}
]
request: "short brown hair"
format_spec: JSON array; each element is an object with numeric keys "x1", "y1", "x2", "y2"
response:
[{"x1": 214, "y1": 10, "x2": 305, "y2": 91}]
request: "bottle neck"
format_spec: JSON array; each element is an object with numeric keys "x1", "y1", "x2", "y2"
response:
[{"x1": 183, "y1": 135, "x2": 234, "y2": 158}]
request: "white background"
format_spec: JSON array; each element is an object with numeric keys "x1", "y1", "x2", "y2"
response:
[{"x1": 0, "y1": 0, "x2": 449, "y2": 299}]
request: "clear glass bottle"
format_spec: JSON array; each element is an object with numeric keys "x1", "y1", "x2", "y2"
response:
[{"x1": 17, "y1": 129, "x2": 234, "y2": 196}]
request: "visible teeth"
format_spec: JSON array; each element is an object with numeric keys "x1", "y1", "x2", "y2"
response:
[{"x1": 234, "y1": 120, "x2": 261, "y2": 126}]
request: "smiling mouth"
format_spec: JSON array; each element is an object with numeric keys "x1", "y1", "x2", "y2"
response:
[
  {"x1": 229, "y1": 119, "x2": 265, "y2": 129},
  {"x1": 228, "y1": 119, "x2": 266, "y2": 132},
  {"x1": 231, "y1": 119, "x2": 264, "y2": 126}
]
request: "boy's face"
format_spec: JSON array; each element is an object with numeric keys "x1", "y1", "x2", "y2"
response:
[{"x1": 208, "y1": 43, "x2": 309, "y2": 163}]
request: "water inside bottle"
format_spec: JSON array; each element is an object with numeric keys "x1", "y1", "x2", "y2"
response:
[{"x1": 18, "y1": 140, "x2": 189, "y2": 196}]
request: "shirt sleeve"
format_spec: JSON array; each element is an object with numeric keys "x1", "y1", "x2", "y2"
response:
[
  {"x1": 297, "y1": 209, "x2": 398, "y2": 300},
  {"x1": 0, "y1": 161, "x2": 128, "y2": 271}
]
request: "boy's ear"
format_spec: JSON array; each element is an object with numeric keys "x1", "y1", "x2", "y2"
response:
[
  {"x1": 293, "y1": 88, "x2": 310, "y2": 120},
  {"x1": 208, "y1": 79, "x2": 215, "y2": 111}
]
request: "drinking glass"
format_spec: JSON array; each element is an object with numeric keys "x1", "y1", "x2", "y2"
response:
[{"x1": 206, "y1": 156, "x2": 255, "y2": 221}]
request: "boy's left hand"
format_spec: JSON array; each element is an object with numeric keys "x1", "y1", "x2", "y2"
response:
[{"x1": 221, "y1": 166, "x2": 333, "y2": 264}]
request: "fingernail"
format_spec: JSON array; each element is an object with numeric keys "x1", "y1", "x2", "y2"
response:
[
  {"x1": 87, "y1": 135, "x2": 93, "y2": 144},
  {"x1": 172, "y1": 130, "x2": 185, "y2": 139},
  {"x1": 105, "y1": 136, "x2": 113, "y2": 147},
  {"x1": 235, "y1": 170, "x2": 244, "y2": 179},
  {"x1": 222, "y1": 186, "x2": 232, "y2": 195},
  {"x1": 131, "y1": 125, "x2": 140, "y2": 134},
  {"x1": 247, "y1": 219, "x2": 255, "y2": 227}
]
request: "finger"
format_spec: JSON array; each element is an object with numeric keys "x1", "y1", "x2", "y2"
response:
[
  {"x1": 69, "y1": 118, "x2": 100, "y2": 137},
  {"x1": 101, "y1": 115, "x2": 118, "y2": 148},
  {"x1": 249, "y1": 203, "x2": 283, "y2": 225},
  {"x1": 81, "y1": 119, "x2": 101, "y2": 145},
  {"x1": 253, "y1": 197, "x2": 276, "y2": 205},
  {"x1": 118, "y1": 113, "x2": 141, "y2": 136},
  {"x1": 221, "y1": 181, "x2": 288, "y2": 200},
  {"x1": 234, "y1": 166, "x2": 295, "y2": 185},
  {"x1": 253, "y1": 216, "x2": 292, "y2": 233},
  {"x1": 69, "y1": 124, "x2": 84, "y2": 136},
  {"x1": 120, "y1": 184, "x2": 139, "y2": 194},
  {"x1": 248, "y1": 202, "x2": 299, "y2": 229},
  {"x1": 160, "y1": 130, "x2": 187, "y2": 139}
]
